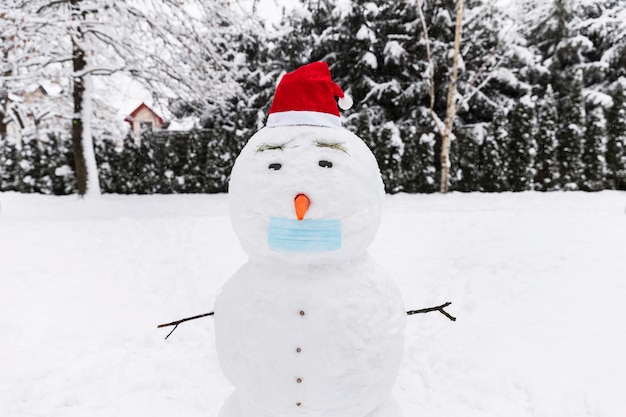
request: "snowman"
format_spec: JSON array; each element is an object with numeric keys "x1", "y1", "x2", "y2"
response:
[{"x1": 214, "y1": 62, "x2": 406, "y2": 417}]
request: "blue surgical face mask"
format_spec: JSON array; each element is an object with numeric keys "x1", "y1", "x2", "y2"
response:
[{"x1": 268, "y1": 217, "x2": 342, "y2": 252}]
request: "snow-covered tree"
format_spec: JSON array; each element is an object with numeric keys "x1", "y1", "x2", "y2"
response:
[
  {"x1": 506, "y1": 95, "x2": 535, "y2": 191},
  {"x1": 340, "y1": 0, "x2": 424, "y2": 192},
  {"x1": 478, "y1": 106, "x2": 507, "y2": 192},
  {"x1": 605, "y1": 79, "x2": 626, "y2": 189},
  {"x1": 95, "y1": 138, "x2": 117, "y2": 194},
  {"x1": 534, "y1": 85, "x2": 559, "y2": 190},
  {"x1": 0, "y1": 139, "x2": 20, "y2": 191},
  {"x1": 459, "y1": 0, "x2": 520, "y2": 124},
  {"x1": 134, "y1": 137, "x2": 159, "y2": 194},
  {"x1": 401, "y1": 128, "x2": 437, "y2": 193},
  {"x1": 180, "y1": 134, "x2": 207, "y2": 194},
  {"x1": 154, "y1": 137, "x2": 182, "y2": 194},
  {"x1": 575, "y1": 0, "x2": 626, "y2": 85},
  {"x1": 0, "y1": 0, "x2": 43, "y2": 141},
  {"x1": 205, "y1": 127, "x2": 241, "y2": 193},
  {"x1": 581, "y1": 102, "x2": 606, "y2": 191},
  {"x1": 2, "y1": 0, "x2": 248, "y2": 196},
  {"x1": 454, "y1": 125, "x2": 483, "y2": 192},
  {"x1": 16, "y1": 136, "x2": 43, "y2": 193},
  {"x1": 115, "y1": 136, "x2": 141, "y2": 194},
  {"x1": 376, "y1": 121, "x2": 404, "y2": 193},
  {"x1": 557, "y1": 68, "x2": 585, "y2": 189}
]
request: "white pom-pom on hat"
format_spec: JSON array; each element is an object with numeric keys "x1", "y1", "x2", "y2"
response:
[{"x1": 338, "y1": 93, "x2": 353, "y2": 110}]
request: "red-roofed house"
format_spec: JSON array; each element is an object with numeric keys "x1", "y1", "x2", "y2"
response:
[{"x1": 124, "y1": 103, "x2": 168, "y2": 136}]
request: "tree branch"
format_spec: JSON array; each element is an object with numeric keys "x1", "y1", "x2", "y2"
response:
[
  {"x1": 35, "y1": 0, "x2": 72, "y2": 14},
  {"x1": 406, "y1": 302, "x2": 456, "y2": 321}
]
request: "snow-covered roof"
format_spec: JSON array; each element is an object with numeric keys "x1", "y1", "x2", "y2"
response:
[{"x1": 124, "y1": 102, "x2": 164, "y2": 125}]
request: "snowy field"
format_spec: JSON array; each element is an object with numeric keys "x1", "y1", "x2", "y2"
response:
[{"x1": 1, "y1": 190, "x2": 625, "y2": 417}]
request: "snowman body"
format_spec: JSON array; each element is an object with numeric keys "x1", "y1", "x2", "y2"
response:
[
  {"x1": 215, "y1": 123, "x2": 405, "y2": 417},
  {"x1": 215, "y1": 256, "x2": 405, "y2": 417}
]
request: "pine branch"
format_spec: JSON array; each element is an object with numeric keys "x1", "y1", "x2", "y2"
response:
[{"x1": 406, "y1": 302, "x2": 456, "y2": 321}]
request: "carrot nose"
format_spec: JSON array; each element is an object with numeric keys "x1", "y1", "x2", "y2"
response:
[{"x1": 294, "y1": 193, "x2": 310, "y2": 221}]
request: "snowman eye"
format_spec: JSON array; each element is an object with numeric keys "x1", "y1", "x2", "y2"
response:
[
  {"x1": 318, "y1": 160, "x2": 333, "y2": 168},
  {"x1": 268, "y1": 163, "x2": 282, "y2": 171}
]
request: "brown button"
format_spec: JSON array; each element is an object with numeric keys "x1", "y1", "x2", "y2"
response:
[
  {"x1": 296, "y1": 378, "x2": 302, "y2": 383},
  {"x1": 299, "y1": 310, "x2": 305, "y2": 316},
  {"x1": 296, "y1": 347, "x2": 302, "y2": 353},
  {"x1": 296, "y1": 402, "x2": 302, "y2": 407}
]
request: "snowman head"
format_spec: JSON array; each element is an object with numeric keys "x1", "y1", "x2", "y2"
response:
[{"x1": 228, "y1": 62, "x2": 384, "y2": 265}]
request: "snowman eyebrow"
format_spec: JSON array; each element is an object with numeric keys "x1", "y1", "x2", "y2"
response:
[
  {"x1": 256, "y1": 143, "x2": 286, "y2": 153},
  {"x1": 255, "y1": 138, "x2": 297, "y2": 153},
  {"x1": 314, "y1": 140, "x2": 349, "y2": 154}
]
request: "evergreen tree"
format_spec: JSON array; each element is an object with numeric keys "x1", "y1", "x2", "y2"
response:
[
  {"x1": 134, "y1": 136, "x2": 158, "y2": 194},
  {"x1": 460, "y1": 0, "x2": 523, "y2": 124},
  {"x1": 206, "y1": 126, "x2": 243, "y2": 193},
  {"x1": 275, "y1": 0, "x2": 336, "y2": 71},
  {"x1": 116, "y1": 136, "x2": 141, "y2": 194},
  {"x1": 454, "y1": 125, "x2": 483, "y2": 192},
  {"x1": 154, "y1": 137, "x2": 182, "y2": 194},
  {"x1": 180, "y1": 132, "x2": 207, "y2": 193},
  {"x1": 581, "y1": 102, "x2": 606, "y2": 191},
  {"x1": 576, "y1": 0, "x2": 626, "y2": 85},
  {"x1": 507, "y1": 95, "x2": 535, "y2": 191},
  {"x1": 376, "y1": 122, "x2": 404, "y2": 193},
  {"x1": 478, "y1": 138, "x2": 502, "y2": 192},
  {"x1": 197, "y1": 25, "x2": 273, "y2": 146},
  {"x1": 523, "y1": 1, "x2": 592, "y2": 114},
  {"x1": 0, "y1": 140, "x2": 5, "y2": 190},
  {"x1": 478, "y1": 107, "x2": 507, "y2": 192},
  {"x1": 309, "y1": 0, "x2": 428, "y2": 192},
  {"x1": 534, "y1": 85, "x2": 559, "y2": 191},
  {"x1": 57, "y1": 134, "x2": 77, "y2": 195},
  {"x1": 400, "y1": 126, "x2": 437, "y2": 194},
  {"x1": 527, "y1": 0, "x2": 572, "y2": 59},
  {"x1": 547, "y1": 1, "x2": 587, "y2": 94},
  {"x1": 35, "y1": 135, "x2": 59, "y2": 194},
  {"x1": 96, "y1": 138, "x2": 121, "y2": 194},
  {"x1": 313, "y1": 0, "x2": 381, "y2": 106},
  {"x1": 364, "y1": 0, "x2": 429, "y2": 121},
  {"x1": 605, "y1": 80, "x2": 626, "y2": 189},
  {"x1": 0, "y1": 139, "x2": 20, "y2": 191},
  {"x1": 557, "y1": 69, "x2": 585, "y2": 189},
  {"x1": 17, "y1": 136, "x2": 42, "y2": 193}
]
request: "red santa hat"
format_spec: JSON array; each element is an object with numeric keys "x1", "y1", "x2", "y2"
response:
[{"x1": 266, "y1": 61, "x2": 353, "y2": 128}]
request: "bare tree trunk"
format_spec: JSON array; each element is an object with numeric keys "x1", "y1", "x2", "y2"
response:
[
  {"x1": 1, "y1": 46, "x2": 10, "y2": 141},
  {"x1": 70, "y1": 0, "x2": 91, "y2": 197},
  {"x1": 69, "y1": 1, "x2": 102, "y2": 197},
  {"x1": 440, "y1": 0, "x2": 464, "y2": 194},
  {"x1": 71, "y1": 37, "x2": 88, "y2": 196},
  {"x1": 0, "y1": 93, "x2": 7, "y2": 141}
]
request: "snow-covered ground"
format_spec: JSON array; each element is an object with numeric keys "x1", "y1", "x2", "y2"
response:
[{"x1": 1, "y1": 191, "x2": 625, "y2": 417}]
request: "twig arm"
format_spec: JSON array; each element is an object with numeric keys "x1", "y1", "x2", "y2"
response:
[
  {"x1": 407, "y1": 302, "x2": 456, "y2": 321},
  {"x1": 157, "y1": 312, "x2": 214, "y2": 328},
  {"x1": 157, "y1": 311, "x2": 214, "y2": 340}
]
